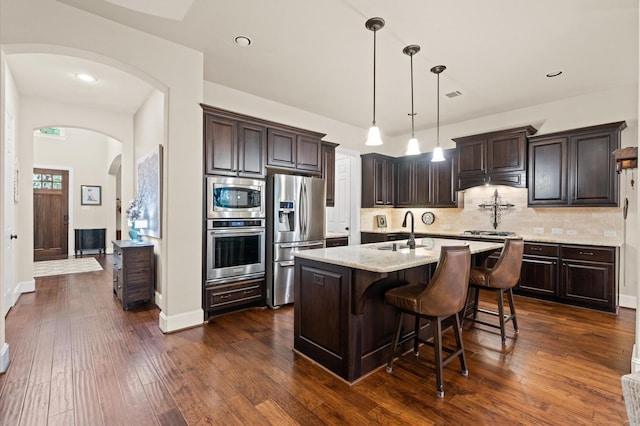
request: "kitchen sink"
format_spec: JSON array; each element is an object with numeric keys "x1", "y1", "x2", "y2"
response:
[{"x1": 376, "y1": 244, "x2": 426, "y2": 251}]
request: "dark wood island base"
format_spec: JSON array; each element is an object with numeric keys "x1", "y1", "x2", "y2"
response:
[{"x1": 293, "y1": 239, "x2": 504, "y2": 383}]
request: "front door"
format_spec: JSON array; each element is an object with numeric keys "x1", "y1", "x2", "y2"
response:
[{"x1": 33, "y1": 168, "x2": 69, "y2": 261}]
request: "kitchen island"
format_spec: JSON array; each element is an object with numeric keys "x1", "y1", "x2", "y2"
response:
[{"x1": 293, "y1": 238, "x2": 504, "y2": 383}]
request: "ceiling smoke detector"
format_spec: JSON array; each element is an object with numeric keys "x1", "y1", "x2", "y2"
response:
[{"x1": 446, "y1": 90, "x2": 462, "y2": 98}]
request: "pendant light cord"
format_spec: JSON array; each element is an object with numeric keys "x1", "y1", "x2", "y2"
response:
[
  {"x1": 410, "y1": 53, "x2": 415, "y2": 138},
  {"x1": 436, "y1": 71, "x2": 440, "y2": 146},
  {"x1": 372, "y1": 29, "x2": 377, "y2": 126}
]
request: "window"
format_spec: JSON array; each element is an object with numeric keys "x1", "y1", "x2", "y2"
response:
[
  {"x1": 33, "y1": 173, "x2": 63, "y2": 191},
  {"x1": 34, "y1": 127, "x2": 66, "y2": 139}
]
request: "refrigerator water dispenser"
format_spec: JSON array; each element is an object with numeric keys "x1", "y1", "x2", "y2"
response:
[{"x1": 278, "y1": 201, "x2": 294, "y2": 232}]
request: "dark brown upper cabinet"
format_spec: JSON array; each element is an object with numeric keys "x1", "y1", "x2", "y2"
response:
[
  {"x1": 453, "y1": 125, "x2": 537, "y2": 190},
  {"x1": 362, "y1": 149, "x2": 457, "y2": 208},
  {"x1": 395, "y1": 149, "x2": 458, "y2": 208},
  {"x1": 267, "y1": 127, "x2": 323, "y2": 173},
  {"x1": 528, "y1": 121, "x2": 626, "y2": 207},
  {"x1": 431, "y1": 148, "x2": 458, "y2": 207},
  {"x1": 322, "y1": 142, "x2": 338, "y2": 207},
  {"x1": 202, "y1": 103, "x2": 326, "y2": 178},
  {"x1": 361, "y1": 153, "x2": 395, "y2": 207},
  {"x1": 202, "y1": 105, "x2": 266, "y2": 178}
]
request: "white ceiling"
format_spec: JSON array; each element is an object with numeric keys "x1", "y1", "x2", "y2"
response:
[{"x1": 4, "y1": 0, "x2": 639, "y2": 142}]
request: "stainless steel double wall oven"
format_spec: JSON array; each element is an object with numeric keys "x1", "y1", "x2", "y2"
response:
[{"x1": 205, "y1": 176, "x2": 266, "y2": 283}]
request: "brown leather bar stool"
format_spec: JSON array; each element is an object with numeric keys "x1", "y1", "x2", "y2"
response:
[
  {"x1": 385, "y1": 245, "x2": 471, "y2": 398},
  {"x1": 464, "y1": 237, "x2": 524, "y2": 345}
]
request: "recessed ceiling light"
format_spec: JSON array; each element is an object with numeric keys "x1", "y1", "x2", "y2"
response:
[
  {"x1": 546, "y1": 70, "x2": 563, "y2": 78},
  {"x1": 75, "y1": 73, "x2": 97, "y2": 83},
  {"x1": 234, "y1": 35, "x2": 252, "y2": 47}
]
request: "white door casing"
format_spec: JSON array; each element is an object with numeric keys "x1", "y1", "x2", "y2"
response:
[{"x1": 3, "y1": 110, "x2": 16, "y2": 317}]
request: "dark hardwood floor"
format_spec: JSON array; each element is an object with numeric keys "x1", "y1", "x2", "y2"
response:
[{"x1": 0, "y1": 255, "x2": 635, "y2": 425}]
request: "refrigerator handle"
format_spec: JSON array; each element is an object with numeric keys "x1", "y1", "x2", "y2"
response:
[
  {"x1": 303, "y1": 181, "x2": 308, "y2": 237},
  {"x1": 298, "y1": 182, "x2": 304, "y2": 239},
  {"x1": 300, "y1": 180, "x2": 307, "y2": 239}
]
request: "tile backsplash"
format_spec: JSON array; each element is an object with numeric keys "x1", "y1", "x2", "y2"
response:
[{"x1": 361, "y1": 185, "x2": 624, "y2": 246}]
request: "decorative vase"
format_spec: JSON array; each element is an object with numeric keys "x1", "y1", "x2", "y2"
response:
[{"x1": 128, "y1": 228, "x2": 138, "y2": 241}]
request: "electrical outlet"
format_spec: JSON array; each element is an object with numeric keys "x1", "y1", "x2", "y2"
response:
[
  {"x1": 533, "y1": 227, "x2": 544, "y2": 234},
  {"x1": 604, "y1": 230, "x2": 616, "y2": 237},
  {"x1": 551, "y1": 228, "x2": 563, "y2": 235},
  {"x1": 567, "y1": 230, "x2": 577, "y2": 235}
]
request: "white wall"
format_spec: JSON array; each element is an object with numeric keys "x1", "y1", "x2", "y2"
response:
[
  {"x1": 34, "y1": 127, "x2": 118, "y2": 254},
  {"x1": 204, "y1": 81, "x2": 365, "y2": 146},
  {"x1": 133, "y1": 90, "x2": 165, "y2": 301},
  {"x1": 0, "y1": 49, "x2": 21, "y2": 371},
  {"x1": 2, "y1": 0, "x2": 204, "y2": 332},
  {"x1": 16, "y1": 98, "x2": 132, "y2": 287},
  {"x1": 384, "y1": 85, "x2": 638, "y2": 158}
]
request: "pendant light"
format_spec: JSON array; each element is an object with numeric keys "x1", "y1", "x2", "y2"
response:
[
  {"x1": 431, "y1": 65, "x2": 446, "y2": 162},
  {"x1": 403, "y1": 45, "x2": 421, "y2": 155},
  {"x1": 365, "y1": 17, "x2": 385, "y2": 146}
]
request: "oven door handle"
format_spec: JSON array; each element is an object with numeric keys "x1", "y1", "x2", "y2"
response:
[{"x1": 209, "y1": 227, "x2": 265, "y2": 235}]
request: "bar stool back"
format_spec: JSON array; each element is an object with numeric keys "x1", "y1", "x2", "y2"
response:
[{"x1": 385, "y1": 245, "x2": 471, "y2": 398}]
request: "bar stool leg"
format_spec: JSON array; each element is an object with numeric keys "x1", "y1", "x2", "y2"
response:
[
  {"x1": 453, "y1": 313, "x2": 468, "y2": 377},
  {"x1": 473, "y1": 287, "x2": 480, "y2": 321},
  {"x1": 433, "y1": 318, "x2": 444, "y2": 398},
  {"x1": 386, "y1": 311, "x2": 403, "y2": 373},
  {"x1": 413, "y1": 315, "x2": 420, "y2": 356},
  {"x1": 507, "y1": 288, "x2": 519, "y2": 333},
  {"x1": 497, "y1": 289, "x2": 506, "y2": 345}
]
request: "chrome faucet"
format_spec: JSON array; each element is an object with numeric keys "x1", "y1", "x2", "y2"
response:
[{"x1": 402, "y1": 211, "x2": 416, "y2": 250}]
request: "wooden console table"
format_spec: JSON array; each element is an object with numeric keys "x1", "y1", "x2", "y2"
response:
[{"x1": 74, "y1": 228, "x2": 106, "y2": 257}]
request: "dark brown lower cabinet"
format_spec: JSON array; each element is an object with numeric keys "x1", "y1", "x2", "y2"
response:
[
  {"x1": 325, "y1": 236, "x2": 348, "y2": 247},
  {"x1": 515, "y1": 242, "x2": 616, "y2": 312},
  {"x1": 518, "y1": 242, "x2": 559, "y2": 298},
  {"x1": 204, "y1": 277, "x2": 265, "y2": 319},
  {"x1": 360, "y1": 232, "x2": 409, "y2": 244},
  {"x1": 560, "y1": 245, "x2": 615, "y2": 312},
  {"x1": 112, "y1": 241, "x2": 155, "y2": 310}
]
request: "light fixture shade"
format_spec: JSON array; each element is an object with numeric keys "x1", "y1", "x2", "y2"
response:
[
  {"x1": 431, "y1": 146, "x2": 445, "y2": 162},
  {"x1": 366, "y1": 125, "x2": 383, "y2": 146},
  {"x1": 406, "y1": 137, "x2": 420, "y2": 155}
]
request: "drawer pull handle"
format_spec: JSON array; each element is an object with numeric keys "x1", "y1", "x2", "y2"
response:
[
  {"x1": 579, "y1": 251, "x2": 594, "y2": 256},
  {"x1": 220, "y1": 294, "x2": 230, "y2": 300},
  {"x1": 243, "y1": 290, "x2": 253, "y2": 295},
  {"x1": 531, "y1": 247, "x2": 542, "y2": 251}
]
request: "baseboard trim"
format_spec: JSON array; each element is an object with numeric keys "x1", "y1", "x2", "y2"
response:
[
  {"x1": 159, "y1": 308, "x2": 203, "y2": 333},
  {"x1": 620, "y1": 294, "x2": 637, "y2": 310},
  {"x1": 633, "y1": 345, "x2": 640, "y2": 373},
  {"x1": 0, "y1": 343, "x2": 9, "y2": 373},
  {"x1": 154, "y1": 291, "x2": 163, "y2": 309}
]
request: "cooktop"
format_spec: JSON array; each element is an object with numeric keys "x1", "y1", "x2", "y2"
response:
[{"x1": 463, "y1": 230, "x2": 517, "y2": 237}]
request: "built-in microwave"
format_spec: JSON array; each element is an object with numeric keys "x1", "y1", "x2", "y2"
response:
[{"x1": 206, "y1": 176, "x2": 265, "y2": 219}]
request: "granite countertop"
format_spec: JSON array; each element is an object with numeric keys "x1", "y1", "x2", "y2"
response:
[
  {"x1": 294, "y1": 237, "x2": 504, "y2": 273},
  {"x1": 360, "y1": 229, "x2": 622, "y2": 247}
]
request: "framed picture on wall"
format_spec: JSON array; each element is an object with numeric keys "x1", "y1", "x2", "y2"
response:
[
  {"x1": 81, "y1": 185, "x2": 101, "y2": 205},
  {"x1": 136, "y1": 145, "x2": 163, "y2": 238}
]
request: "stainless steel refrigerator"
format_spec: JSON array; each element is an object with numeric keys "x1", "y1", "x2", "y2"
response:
[{"x1": 267, "y1": 174, "x2": 325, "y2": 307}]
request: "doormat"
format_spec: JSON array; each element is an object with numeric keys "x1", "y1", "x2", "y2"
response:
[{"x1": 34, "y1": 257, "x2": 103, "y2": 278}]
